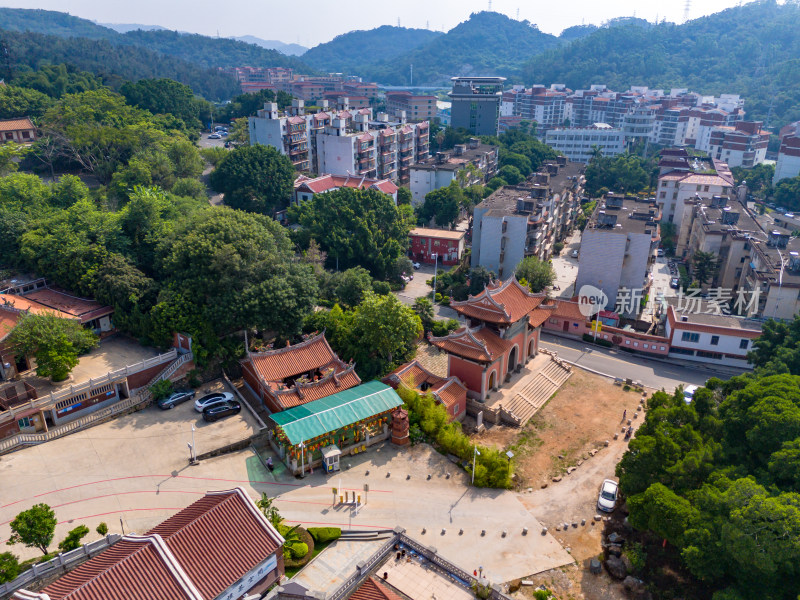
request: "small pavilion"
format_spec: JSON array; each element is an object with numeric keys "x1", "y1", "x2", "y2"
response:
[{"x1": 429, "y1": 277, "x2": 551, "y2": 400}]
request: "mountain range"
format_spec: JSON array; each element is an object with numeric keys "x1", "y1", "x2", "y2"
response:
[{"x1": 231, "y1": 36, "x2": 307, "y2": 56}]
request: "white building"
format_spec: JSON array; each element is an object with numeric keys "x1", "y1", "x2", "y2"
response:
[
  {"x1": 774, "y1": 128, "x2": 800, "y2": 186},
  {"x1": 544, "y1": 123, "x2": 625, "y2": 163},
  {"x1": 409, "y1": 139, "x2": 498, "y2": 204},
  {"x1": 575, "y1": 194, "x2": 660, "y2": 313},
  {"x1": 739, "y1": 231, "x2": 800, "y2": 321}
]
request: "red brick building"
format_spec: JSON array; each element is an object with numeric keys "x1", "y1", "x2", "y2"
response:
[
  {"x1": 13, "y1": 488, "x2": 285, "y2": 600},
  {"x1": 240, "y1": 333, "x2": 361, "y2": 414},
  {"x1": 429, "y1": 277, "x2": 550, "y2": 400},
  {"x1": 409, "y1": 227, "x2": 466, "y2": 266},
  {"x1": 383, "y1": 359, "x2": 468, "y2": 421}
]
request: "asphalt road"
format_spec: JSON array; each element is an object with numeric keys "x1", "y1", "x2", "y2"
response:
[{"x1": 540, "y1": 332, "x2": 723, "y2": 391}]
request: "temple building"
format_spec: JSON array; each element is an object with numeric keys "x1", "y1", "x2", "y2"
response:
[
  {"x1": 429, "y1": 277, "x2": 550, "y2": 400},
  {"x1": 240, "y1": 333, "x2": 360, "y2": 414},
  {"x1": 382, "y1": 360, "x2": 467, "y2": 421}
]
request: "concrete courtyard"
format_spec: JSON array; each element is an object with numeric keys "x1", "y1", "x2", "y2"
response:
[{"x1": 0, "y1": 407, "x2": 572, "y2": 583}]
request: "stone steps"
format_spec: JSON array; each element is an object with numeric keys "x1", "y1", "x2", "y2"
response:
[{"x1": 502, "y1": 358, "x2": 573, "y2": 426}]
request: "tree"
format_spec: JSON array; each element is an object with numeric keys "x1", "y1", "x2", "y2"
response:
[
  {"x1": 0, "y1": 142, "x2": 31, "y2": 176},
  {"x1": 120, "y1": 78, "x2": 207, "y2": 130},
  {"x1": 660, "y1": 221, "x2": 677, "y2": 252},
  {"x1": 516, "y1": 257, "x2": 555, "y2": 292},
  {"x1": 290, "y1": 188, "x2": 414, "y2": 280},
  {"x1": 412, "y1": 297, "x2": 435, "y2": 331},
  {"x1": 397, "y1": 187, "x2": 412, "y2": 205},
  {"x1": 256, "y1": 493, "x2": 282, "y2": 528},
  {"x1": 58, "y1": 525, "x2": 89, "y2": 552},
  {"x1": 210, "y1": 145, "x2": 294, "y2": 215},
  {"x1": 584, "y1": 153, "x2": 651, "y2": 197},
  {"x1": 7, "y1": 314, "x2": 98, "y2": 381},
  {"x1": 692, "y1": 250, "x2": 719, "y2": 286},
  {"x1": 0, "y1": 552, "x2": 20, "y2": 584},
  {"x1": 774, "y1": 175, "x2": 800, "y2": 211},
  {"x1": 7, "y1": 504, "x2": 57, "y2": 555},
  {"x1": 0, "y1": 85, "x2": 53, "y2": 119},
  {"x1": 419, "y1": 182, "x2": 462, "y2": 227},
  {"x1": 96, "y1": 522, "x2": 108, "y2": 536},
  {"x1": 468, "y1": 266, "x2": 495, "y2": 296},
  {"x1": 498, "y1": 164, "x2": 524, "y2": 185},
  {"x1": 499, "y1": 150, "x2": 532, "y2": 177},
  {"x1": 332, "y1": 267, "x2": 374, "y2": 308}
]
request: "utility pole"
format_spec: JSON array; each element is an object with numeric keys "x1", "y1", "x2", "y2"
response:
[
  {"x1": 410, "y1": 64, "x2": 413, "y2": 87},
  {"x1": 431, "y1": 253, "x2": 438, "y2": 303}
]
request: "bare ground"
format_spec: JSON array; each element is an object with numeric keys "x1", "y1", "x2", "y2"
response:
[{"x1": 469, "y1": 370, "x2": 650, "y2": 599}]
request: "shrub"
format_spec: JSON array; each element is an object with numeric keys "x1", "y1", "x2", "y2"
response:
[
  {"x1": 435, "y1": 292, "x2": 443, "y2": 303},
  {"x1": 624, "y1": 541, "x2": 647, "y2": 573},
  {"x1": 288, "y1": 542, "x2": 308, "y2": 559},
  {"x1": 58, "y1": 525, "x2": 89, "y2": 552},
  {"x1": 150, "y1": 379, "x2": 173, "y2": 401},
  {"x1": 372, "y1": 280, "x2": 391, "y2": 295},
  {"x1": 307, "y1": 527, "x2": 341, "y2": 544},
  {"x1": 0, "y1": 552, "x2": 20, "y2": 584},
  {"x1": 582, "y1": 333, "x2": 612, "y2": 348},
  {"x1": 440, "y1": 296, "x2": 451, "y2": 306},
  {"x1": 430, "y1": 318, "x2": 459, "y2": 338},
  {"x1": 96, "y1": 522, "x2": 108, "y2": 536}
]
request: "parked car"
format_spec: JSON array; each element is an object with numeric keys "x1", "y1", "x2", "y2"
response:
[
  {"x1": 670, "y1": 277, "x2": 680, "y2": 289},
  {"x1": 571, "y1": 249, "x2": 579, "y2": 258},
  {"x1": 412, "y1": 261, "x2": 421, "y2": 269},
  {"x1": 203, "y1": 400, "x2": 241, "y2": 422},
  {"x1": 597, "y1": 479, "x2": 619, "y2": 512},
  {"x1": 208, "y1": 133, "x2": 222, "y2": 139},
  {"x1": 221, "y1": 131, "x2": 229, "y2": 137},
  {"x1": 683, "y1": 384, "x2": 699, "y2": 404},
  {"x1": 656, "y1": 248, "x2": 665, "y2": 257},
  {"x1": 157, "y1": 389, "x2": 196, "y2": 410},
  {"x1": 194, "y1": 392, "x2": 234, "y2": 412}
]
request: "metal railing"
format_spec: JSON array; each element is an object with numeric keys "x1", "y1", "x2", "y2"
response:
[{"x1": 0, "y1": 534, "x2": 122, "y2": 598}]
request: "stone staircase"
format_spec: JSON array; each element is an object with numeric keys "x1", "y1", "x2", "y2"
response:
[{"x1": 501, "y1": 359, "x2": 572, "y2": 426}]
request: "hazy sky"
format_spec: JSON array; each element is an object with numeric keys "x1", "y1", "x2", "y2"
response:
[{"x1": 2, "y1": 0, "x2": 748, "y2": 47}]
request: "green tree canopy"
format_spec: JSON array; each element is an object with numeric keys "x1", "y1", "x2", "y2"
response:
[
  {"x1": 58, "y1": 525, "x2": 90, "y2": 552},
  {"x1": 774, "y1": 175, "x2": 800, "y2": 211},
  {"x1": 7, "y1": 504, "x2": 57, "y2": 555},
  {"x1": 515, "y1": 257, "x2": 555, "y2": 293},
  {"x1": 120, "y1": 78, "x2": 209, "y2": 130},
  {"x1": 0, "y1": 552, "x2": 20, "y2": 584},
  {"x1": 585, "y1": 153, "x2": 651, "y2": 197},
  {"x1": 0, "y1": 84, "x2": 53, "y2": 119},
  {"x1": 290, "y1": 187, "x2": 414, "y2": 280},
  {"x1": 210, "y1": 144, "x2": 294, "y2": 215},
  {"x1": 692, "y1": 250, "x2": 720, "y2": 286},
  {"x1": 419, "y1": 182, "x2": 462, "y2": 227},
  {"x1": 7, "y1": 314, "x2": 98, "y2": 381}
]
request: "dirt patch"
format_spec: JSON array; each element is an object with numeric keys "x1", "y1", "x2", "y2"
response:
[{"x1": 512, "y1": 563, "x2": 627, "y2": 600}]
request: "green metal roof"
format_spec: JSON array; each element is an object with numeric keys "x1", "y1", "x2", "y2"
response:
[{"x1": 270, "y1": 381, "x2": 403, "y2": 445}]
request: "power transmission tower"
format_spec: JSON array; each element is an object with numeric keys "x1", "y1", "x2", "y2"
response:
[
  {"x1": 683, "y1": 0, "x2": 691, "y2": 22},
  {"x1": 516, "y1": 8, "x2": 520, "y2": 19},
  {"x1": 488, "y1": 0, "x2": 492, "y2": 11},
  {"x1": 397, "y1": 17, "x2": 401, "y2": 27}
]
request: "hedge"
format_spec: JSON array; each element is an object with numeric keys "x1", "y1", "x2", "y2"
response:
[
  {"x1": 583, "y1": 333, "x2": 613, "y2": 348},
  {"x1": 307, "y1": 527, "x2": 341, "y2": 544}
]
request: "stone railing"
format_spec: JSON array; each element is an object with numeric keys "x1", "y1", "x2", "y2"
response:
[
  {"x1": 0, "y1": 351, "x2": 191, "y2": 455},
  {"x1": 0, "y1": 534, "x2": 121, "y2": 598},
  {"x1": 0, "y1": 349, "x2": 178, "y2": 426}
]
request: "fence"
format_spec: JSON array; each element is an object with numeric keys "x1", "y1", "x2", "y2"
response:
[
  {"x1": 0, "y1": 534, "x2": 121, "y2": 599},
  {"x1": 0, "y1": 352, "x2": 192, "y2": 455}
]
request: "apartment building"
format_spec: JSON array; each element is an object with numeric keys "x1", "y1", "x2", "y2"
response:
[
  {"x1": 220, "y1": 66, "x2": 293, "y2": 92},
  {"x1": 506, "y1": 84, "x2": 569, "y2": 129},
  {"x1": 409, "y1": 138, "x2": 498, "y2": 204},
  {"x1": 575, "y1": 194, "x2": 660, "y2": 313},
  {"x1": 656, "y1": 149, "x2": 735, "y2": 223},
  {"x1": 449, "y1": 76, "x2": 505, "y2": 136},
  {"x1": 386, "y1": 91, "x2": 438, "y2": 122},
  {"x1": 705, "y1": 121, "x2": 770, "y2": 168},
  {"x1": 249, "y1": 99, "x2": 429, "y2": 181},
  {"x1": 738, "y1": 230, "x2": 800, "y2": 320},
  {"x1": 544, "y1": 123, "x2": 625, "y2": 163},
  {"x1": 471, "y1": 157, "x2": 584, "y2": 277},
  {"x1": 774, "y1": 122, "x2": 800, "y2": 185}
]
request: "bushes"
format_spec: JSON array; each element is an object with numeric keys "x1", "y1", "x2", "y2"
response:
[
  {"x1": 307, "y1": 527, "x2": 341, "y2": 544},
  {"x1": 430, "y1": 318, "x2": 459, "y2": 338},
  {"x1": 150, "y1": 379, "x2": 173, "y2": 401},
  {"x1": 289, "y1": 542, "x2": 308, "y2": 559},
  {"x1": 583, "y1": 333, "x2": 613, "y2": 348},
  {"x1": 397, "y1": 386, "x2": 513, "y2": 488}
]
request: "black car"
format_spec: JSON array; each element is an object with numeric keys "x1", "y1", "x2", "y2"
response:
[
  {"x1": 157, "y1": 389, "x2": 196, "y2": 410},
  {"x1": 202, "y1": 400, "x2": 241, "y2": 422}
]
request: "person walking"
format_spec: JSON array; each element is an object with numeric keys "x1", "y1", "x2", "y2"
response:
[{"x1": 622, "y1": 409, "x2": 627, "y2": 422}]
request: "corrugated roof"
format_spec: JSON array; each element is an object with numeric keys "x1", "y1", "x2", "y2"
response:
[{"x1": 271, "y1": 381, "x2": 403, "y2": 445}]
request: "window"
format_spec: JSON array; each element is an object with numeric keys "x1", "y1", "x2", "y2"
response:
[
  {"x1": 739, "y1": 339, "x2": 749, "y2": 350},
  {"x1": 660, "y1": 346, "x2": 666, "y2": 351},
  {"x1": 710, "y1": 335, "x2": 720, "y2": 346},
  {"x1": 18, "y1": 417, "x2": 32, "y2": 428},
  {"x1": 643, "y1": 344, "x2": 649, "y2": 349},
  {"x1": 660, "y1": 191, "x2": 666, "y2": 199},
  {"x1": 681, "y1": 332, "x2": 700, "y2": 343}
]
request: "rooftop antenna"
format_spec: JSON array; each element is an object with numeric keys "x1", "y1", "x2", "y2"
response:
[
  {"x1": 397, "y1": 17, "x2": 401, "y2": 27},
  {"x1": 683, "y1": 0, "x2": 691, "y2": 22}
]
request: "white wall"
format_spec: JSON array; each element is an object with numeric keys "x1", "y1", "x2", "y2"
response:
[
  {"x1": 409, "y1": 168, "x2": 456, "y2": 205},
  {"x1": 472, "y1": 213, "x2": 527, "y2": 278},
  {"x1": 575, "y1": 229, "x2": 627, "y2": 310},
  {"x1": 249, "y1": 116, "x2": 288, "y2": 155},
  {"x1": 774, "y1": 152, "x2": 800, "y2": 186},
  {"x1": 315, "y1": 133, "x2": 357, "y2": 177},
  {"x1": 620, "y1": 233, "x2": 653, "y2": 292},
  {"x1": 667, "y1": 321, "x2": 754, "y2": 367}
]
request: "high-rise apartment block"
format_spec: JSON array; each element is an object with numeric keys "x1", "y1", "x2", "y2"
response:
[
  {"x1": 449, "y1": 77, "x2": 505, "y2": 136},
  {"x1": 774, "y1": 122, "x2": 800, "y2": 186}
]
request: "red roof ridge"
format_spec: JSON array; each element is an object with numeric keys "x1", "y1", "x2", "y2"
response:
[{"x1": 248, "y1": 331, "x2": 331, "y2": 359}]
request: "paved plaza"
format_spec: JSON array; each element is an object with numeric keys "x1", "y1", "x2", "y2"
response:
[{"x1": 1, "y1": 405, "x2": 572, "y2": 583}]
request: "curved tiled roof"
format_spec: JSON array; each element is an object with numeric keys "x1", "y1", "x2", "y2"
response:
[
  {"x1": 349, "y1": 576, "x2": 405, "y2": 600},
  {"x1": 245, "y1": 333, "x2": 344, "y2": 383},
  {"x1": 451, "y1": 277, "x2": 545, "y2": 324},
  {"x1": 430, "y1": 377, "x2": 467, "y2": 409},
  {"x1": 272, "y1": 366, "x2": 361, "y2": 410},
  {"x1": 429, "y1": 326, "x2": 512, "y2": 363}
]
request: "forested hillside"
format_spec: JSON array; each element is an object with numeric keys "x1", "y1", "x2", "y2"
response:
[
  {"x1": 524, "y1": 0, "x2": 800, "y2": 127},
  {"x1": 0, "y1": 30, "x2": 239, "y2": 101},
  {"x1": 0, "y1": 7, "x2": 118, "y2": 40},
  {"x1": 301, "y1": 26, "x2": 441, "y2": 74},
  {"x1": 364, "y1": 12, "x2": 559, "y2": 85}
]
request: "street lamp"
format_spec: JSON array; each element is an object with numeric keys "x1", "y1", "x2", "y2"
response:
[
  {"x1": 472, "y1": 445, "x2": 481, "y2": 485},
  {"x1": 431, "y1": 253, "x2": 439, "y2": 303}
]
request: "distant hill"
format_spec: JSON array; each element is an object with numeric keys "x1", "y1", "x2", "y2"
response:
[
  {"x1": 302, "y1": 25, "x2": 442, "y2": 75},
  {"x1": 558, "y1": 24, "x2": 598, "y2": 42},
  {"x1": 0, "y1": 28, "x2": 240, "y2": 101},
  {"x1": 99, "y1": 22, "x2": 168, "y2": 33},
  {"x1": 363, "y1": 12, "x2": 560, "y2": 86},
  {"x1": 232, "y1": 35, "x2": 307, "y2": 56},
  {"x1": 0, "y1": 7, "x2": 117, "y2": 40},
  {"x1": 524, "y1": 0, "x2": 800, "y2": 128}
]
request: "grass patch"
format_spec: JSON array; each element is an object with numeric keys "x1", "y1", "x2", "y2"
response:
[{"x1": 283, "y1": 539, "x2": 336, "y2": 579}]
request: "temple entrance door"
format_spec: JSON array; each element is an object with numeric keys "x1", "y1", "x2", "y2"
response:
[
  {"x1": 508, "y1": 347, "x2": 517, "y2": 371},
  {"x1": 488, "y1": 371, "x2": 496, "y2": 391}
]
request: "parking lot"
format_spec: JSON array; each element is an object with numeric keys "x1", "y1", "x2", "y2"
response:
[
  {"x1": 198, "y1": 131, "x2": 229, "y2": 149},
  {"x1": 0, "y1": 377, "x2": 260, "y2": 560}
]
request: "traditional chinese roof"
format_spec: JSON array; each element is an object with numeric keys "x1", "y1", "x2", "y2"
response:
[
  {"x1": 244, "y1": 333, "x2": 345, "y2": 384},
  {"x1": 429, "y1": 377, "x2": 468, "y2": 410},
  {"x1": 429, "y1": 326, "x2": 512, "y2": 363},
  {"x1": 0, "y1": 308, "x2": 20, "y2": 341},
  {"x1": 383, "y1": 360, "x2": 467, "y2": 412},
  {"x1": 17, "y1": 489, "x2": 284, "y2": 600},
  {"x1": 549, "y1": 299, "x2": 587, "y2": 321},
  {"x1": 348, "y1": 577, "x2": 405, "y2": 600},
  {"x1": 271, "y1": 365, "x2": 361, "y2": 410},
  {"x1": 0, "y1": 117, "x2": 34, "y2": 132},
  {"x1": 528, "y1": 306, "x2": 552, "y2": 328},
  {"x1": 450, "y1": 277, "x2": 545, "y2": 324},
  {"x1": 295, "y1": 173, "x2": 397, "y2": 196}
]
